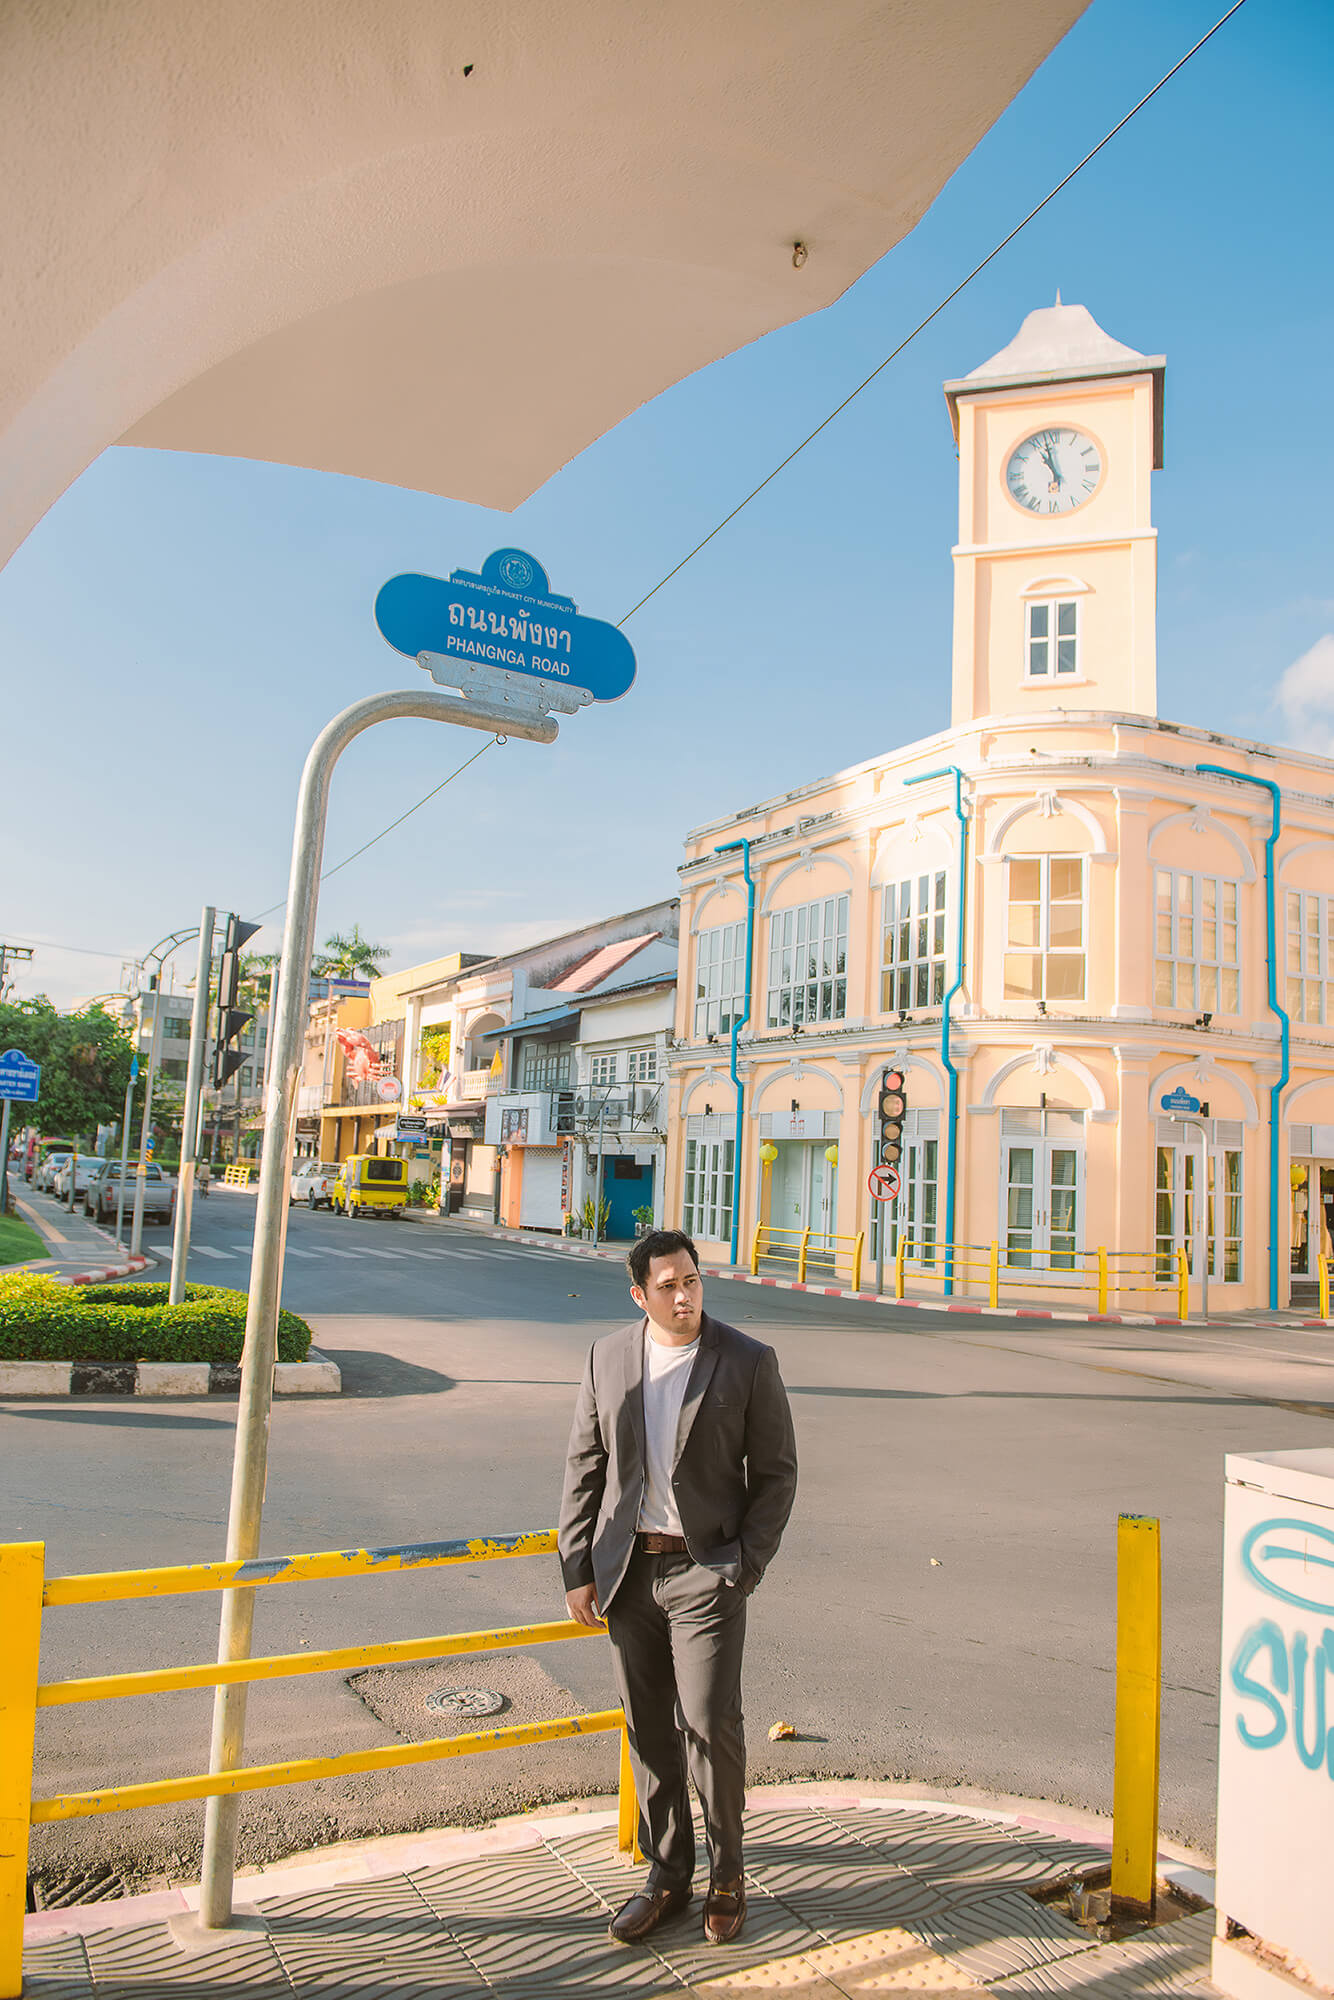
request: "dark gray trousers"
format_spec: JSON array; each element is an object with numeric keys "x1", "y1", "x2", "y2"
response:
[{"x1": 604, "y1": 1546, "x2": 747, "y2": 1891}]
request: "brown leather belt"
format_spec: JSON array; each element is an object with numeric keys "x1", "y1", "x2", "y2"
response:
[{"x1": 637, "y1": 1532, "x2": 689, "y2": 1555}]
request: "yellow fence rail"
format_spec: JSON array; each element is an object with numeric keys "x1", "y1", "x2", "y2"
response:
[
  {"x1": 0, "y1": 1529, "x2": 637, "y2": 1998},
  {"x1": 750, "y1": 1223, "x2": 864, "y2": 1290},
  {"x1": 894, "y1": 1238, "x2": 1189, "y2": 1320},
  {"x1": 221, "y1": 1163, "x2": 257, "y2": 1186},
  {"x1": 1320, "y1": 1254, "x2": 1331, "y2": 1323}
]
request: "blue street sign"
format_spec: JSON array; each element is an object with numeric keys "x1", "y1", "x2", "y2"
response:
[
  {"x1": 0, "y1": 1048, "x2": 40, "y2": 1103},
  {"x1": 1160, "y1": 1087, "x2": 1201, "y2": 1115},
  {"x1": 374, "y1": 548, "x2": 637, "y2": 703},
  {"x1": 130, "y1": 1055, "x2": 140, "y2": 1084}
]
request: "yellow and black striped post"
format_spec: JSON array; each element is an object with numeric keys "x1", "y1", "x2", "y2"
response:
[{"x1": 1111, "y1": 1514, "x2": 1161, "y2": 1921}]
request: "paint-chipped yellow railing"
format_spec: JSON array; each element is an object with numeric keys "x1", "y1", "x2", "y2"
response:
[
  {"x1": 750, "y1": 1223, "x2": 864, "y2": 1290},
  {"x1": 0, "y1": 1530, "x2": 638, "y2": 1999},
  {"x1": 1320, "y1": 1254, "x2": 1331, "y2": 1323},
  {"x1": 894, "y1": 1239, "x2": 1189, "y2": 1319}
]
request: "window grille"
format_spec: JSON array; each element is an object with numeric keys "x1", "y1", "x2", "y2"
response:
[
  {"x1": 766, "y1": 895, "x2": 848, "y2": 1028},
  {"x1": 881, "y1": 872, "x2": 946, "y2": 1012},
  {"x1": 1155, "y1": 870, "x2": 1240, "y2": 1013}
]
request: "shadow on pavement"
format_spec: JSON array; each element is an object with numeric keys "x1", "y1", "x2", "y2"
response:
[{"x1": 319, "y1": 1350, "x2": 457, "y2": 1398}]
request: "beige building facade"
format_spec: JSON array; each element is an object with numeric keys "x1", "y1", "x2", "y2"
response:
[{"x1": 666, "y1": 302, "x2": 1334, "y2": 1313}]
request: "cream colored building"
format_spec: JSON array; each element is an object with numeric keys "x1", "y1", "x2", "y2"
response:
[{"x1": 666, "y1": 302, "x2": 1334, "y2": 1313}]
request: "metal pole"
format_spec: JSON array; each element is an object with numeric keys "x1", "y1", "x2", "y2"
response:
[
  {"x1": 199, "y1": 684, "x2": 557, "y2": 1927},
  {"x1": 169, "y1": 908, "x2": 216, "y2": 1304},
  {"x1": 1173, "y1": 1115, "x2": 1210, "y2": 1322},
  {"x1": 875, "y1": 1200, "x2": 884, "y2": 1297},
  {"x1": 130, "y1": 989, "x2": 164, "y2": 1256},
  {"x1": 0, "y1": 1099, "x2": 11, "y2": 1219},
  {"x1": 593, "y1": 1098, "x2": 606, "y2": 1246},
  {"x1": 114, "y1": 1064, "x2": 135, "y2": 1248}
]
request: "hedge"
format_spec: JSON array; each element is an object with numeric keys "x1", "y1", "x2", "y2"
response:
[{"x1": 0, "y1": 1276, "x2": 313, "y2": 1364}]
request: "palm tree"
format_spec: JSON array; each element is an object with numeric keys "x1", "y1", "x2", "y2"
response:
[
  {"x1": 312, "y1": 926, "x2": 390, "y2": 982},
  {"x1": 238, "y1": 952, "x2": 280, "y2": 1005}
]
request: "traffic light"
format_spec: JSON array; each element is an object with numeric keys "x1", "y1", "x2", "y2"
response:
[
  {"x1": 876, "y1": 1067, "x2": 907, "y2": 1168},
  {"x1": 213, "y1": 913, "x2": 262, "y2": 1089}
]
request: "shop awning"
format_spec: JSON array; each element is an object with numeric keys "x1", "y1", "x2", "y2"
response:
[{"x1": 483, "y1": 1008, "x2": 580, "y2": 1042}]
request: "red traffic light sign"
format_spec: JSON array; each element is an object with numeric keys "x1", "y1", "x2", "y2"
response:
[{"x1": 868, "y1": 1163, "x2": 901, "y2": 1202}]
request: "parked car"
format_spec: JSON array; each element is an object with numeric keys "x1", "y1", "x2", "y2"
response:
[
  {"x1": 290, "y1": 1160, "x2": 339, "y2": 1209},
  {"x1": 331, "y1": 1154, "x2": 408, "y2": 1219},
  {"x1": 84, "y1": 1161, "x2": 175, "y2": 1225},
  {"x1": 27, "y1": 1136, "x2": 75, "y2": 1184},
  {"x1": 52, "y1": 1154, "x2": 104, "y2": 1201},
  {"x1": 34, "y1": 1150, "x2": 72, "y2": 1193}
]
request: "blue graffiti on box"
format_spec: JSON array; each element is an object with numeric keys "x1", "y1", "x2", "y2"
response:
[{"x1": 374, "y1": 548, "x2": 636, "y2": 703}]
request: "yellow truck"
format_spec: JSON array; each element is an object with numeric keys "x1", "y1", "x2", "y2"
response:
[{"x1": 331, "y1": 1154, "x2": 409, "y2": 1219}]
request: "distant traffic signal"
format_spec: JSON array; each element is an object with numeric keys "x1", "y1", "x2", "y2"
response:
[
  {"x1": 213, "y1": 913, "x2": 261, "y2": 1089},
  {"x1": 876, "y1": 1067, "x2": 907, "y2": 1167}
]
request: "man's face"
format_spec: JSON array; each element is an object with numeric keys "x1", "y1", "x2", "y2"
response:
[{"x1": 632, "y1": 1250, "x2": 703, "y2": 1343}]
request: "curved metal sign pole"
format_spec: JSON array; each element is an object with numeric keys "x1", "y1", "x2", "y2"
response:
[{"x1": 199, "y1": 685, "x2": 558, "y2": 1926}]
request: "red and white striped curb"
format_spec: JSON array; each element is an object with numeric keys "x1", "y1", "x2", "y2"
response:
[
  {"x1": 66, "y1": 1255, "x2": 150, "y2": 1286},
  {"x1": 405, "y1": 1218, "x2": 1334, "y2": 1329}
]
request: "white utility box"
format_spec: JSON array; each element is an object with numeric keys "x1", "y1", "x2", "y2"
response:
[{"x1": 1215, "y1": 1449, "x2": 1334, "y2": 1999}]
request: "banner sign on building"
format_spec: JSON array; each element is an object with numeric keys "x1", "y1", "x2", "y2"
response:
[{"x1": 374, "y1": 548, "x2": 636, "y2": 703}]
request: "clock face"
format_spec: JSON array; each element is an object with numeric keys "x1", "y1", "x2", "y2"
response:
[{"x1": 1006, "y1": 428, "x2": 1102, "y2": 515}]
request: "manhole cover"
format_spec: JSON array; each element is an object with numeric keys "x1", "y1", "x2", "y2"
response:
[{"x1": 424, "y1": 1686, "x2": 507, "y2": 1718}]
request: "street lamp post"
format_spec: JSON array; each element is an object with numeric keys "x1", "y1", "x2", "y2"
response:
[
  {"x1": 168, "y1": 908, "x2": 216, "y2": 1304},
  {"x1": 199, "y1": 681, "x2": 564, "y2": 1928}
]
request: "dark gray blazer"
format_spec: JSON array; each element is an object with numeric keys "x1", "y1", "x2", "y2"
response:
[{"x1": 558, "y1": 1310, "x2": 798, "y2": 1614}]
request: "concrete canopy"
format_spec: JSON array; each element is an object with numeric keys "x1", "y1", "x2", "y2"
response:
[{"x1": 2, "y1": 0, "x2": 1087, "y2": 567}]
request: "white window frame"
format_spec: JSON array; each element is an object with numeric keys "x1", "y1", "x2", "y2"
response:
[
  {"x1": 694, "y1": 922, "x2": 746, "y2": 1040},
  {"x1": 1154, "y1": 869, "x2": 1241, "y2": 1015},
  {"x1": 1286, "y1": 890, "x2": 1334, "y2": 1025},
  {"x1": 1155, "y1": 1129, "x2": 1244, "y2": 1284},
  {"x1": 766, "y1": 895, "x2": 849, "y2": 1029},
  {"x1": 683, "y1": 1133, "x2": 735, "y2": 1243},
  {"x1": 589, "y1": 1052, "x2": 618, "y2": 1087},
  {"x1": 162, "y1": 1015, "x2": 191, "y2": 1040},
  {"x1": 881, "y1": 872, "x2": 947, "y2": 1014},
  {"x1": 1003, "y1": 855, "x2": 1086, "y2": 1003},
  {"x1": 999, "y1": 1110, "x2": 1085, "y2": 1271},
  {"x1": 1025, "y1": 598, "x2": 1080, "y2": 680},
  {"x1": 625, "y1": 1047, "x2": 658, "y2": 1083}
]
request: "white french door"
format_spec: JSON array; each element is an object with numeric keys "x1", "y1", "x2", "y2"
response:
[{"x1": 1000, "y1": 1112, "x2": 1083, "y2": 1270}]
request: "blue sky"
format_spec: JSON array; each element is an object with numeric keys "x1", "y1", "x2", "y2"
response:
[{"x1": 5, "y1": 0, "x2": 1332, "y2": 1008}]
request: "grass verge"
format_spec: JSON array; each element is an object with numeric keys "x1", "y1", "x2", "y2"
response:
[{"x1": 0, "y1": 1210, "x2": 47, "y2": 1267}]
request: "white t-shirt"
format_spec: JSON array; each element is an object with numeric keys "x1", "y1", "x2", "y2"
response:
[{"x1": 637, "y1": 1326, "x2": 700, "y2": 1535}]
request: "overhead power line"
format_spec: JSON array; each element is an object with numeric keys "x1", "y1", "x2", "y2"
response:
[{"x1": 614, "y1": 0, "x2": 1249, "y2": 629}]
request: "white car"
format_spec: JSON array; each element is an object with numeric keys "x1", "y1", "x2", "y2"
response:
[
  {"x1": 290, "y1": 1160, "x2": 339, "y2": 1209},
  {"x1": 35, "y1": 1151, "x2": 71, "y2": 1193},
  {"x1": 52, "y1": 1154, "x2": 103, "y2": 1200}
]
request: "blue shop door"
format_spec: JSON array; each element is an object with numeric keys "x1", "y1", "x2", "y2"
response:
[{"x1": 603, "y1": 1158, "x2": 651, "y2": 1240}]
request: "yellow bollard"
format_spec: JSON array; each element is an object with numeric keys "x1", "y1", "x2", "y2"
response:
[
  {"x1": 750, "y1": 1223, "x2": 761, "y2": 1277},
  {"x1": 851, "y1": 1230, "x2": 864, "y2": 1293},
  {"x1": 1320, "y1": 1254, "x2": 1330, "y2": 1323},
  {"x1": 617, "y1": 1726, "x2": 642, "y2": 1862},
  {"x1": 989, "y1": 1240, "x2": 999, "y2": 1309},
  {"x1": 1097, "y1": 1245, "x2": 1109, "y2": 1316},
  {"x1": 0, "y1": 1543, "x2": 45, "y2": 2000},
  {"x1": 797, "y1": 1227, "x2": 810, "y2": 1284},
  {"x1": 1176, "y1": 1249, "x2": 1188, "y2": 1322},
  {"x1": 895, "y1": 1234, "x2": 907, "y2": 1300},
  {"x1": 1111, "y1": 1515, "x2": 1161, "y2": 1922}
]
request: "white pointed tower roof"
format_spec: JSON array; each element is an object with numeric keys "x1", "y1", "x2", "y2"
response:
[{"x1": 943, "y1": 296, "x2": 1166, "y2": 464}]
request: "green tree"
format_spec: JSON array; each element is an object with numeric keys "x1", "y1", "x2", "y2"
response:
[
  {"x1": 238, "y1": 952, "x2": 279, "y2": 1005},
  {"x1": 312, "y1": 926, "x2": 389, "y2": 982},
  {"x1": 0, "y1": 998, "x2": 137, "y2": 1146}
]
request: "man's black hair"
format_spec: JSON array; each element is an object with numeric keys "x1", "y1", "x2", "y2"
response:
[{"x1": 627, "y1": 1228, "x2": 700, "y2": 1291}]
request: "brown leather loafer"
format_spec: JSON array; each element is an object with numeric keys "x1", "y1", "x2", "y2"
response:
[
  {"x1": 703, "y1": 1877, "x2": 746, "y2": 1944},
  {"x1": 608, "y1": 1883, "x2": 692, "y2": 1945}
]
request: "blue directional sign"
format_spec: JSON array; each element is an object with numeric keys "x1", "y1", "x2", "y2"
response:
[
  {"x1": 1160, "y1": 1087, "x2": 1201, "y2": 1115},
  {"x1": 374, "y1": 548, "x2": 636, "y2": 703},
  {"x1": 0, "y1": 1049, "x2": 40, "y2": 1103}
]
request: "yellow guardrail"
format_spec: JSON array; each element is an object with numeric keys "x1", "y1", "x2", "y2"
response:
[
  {"x1": 894, "y1": 1238, "x2": 1190, "y2": 1320},
  {"x1": 221, "y1": 1163, "x2": 258, "y2": 1186},
  {"x1": 750, "y1": 1222, "x2": 864, "y2": 1291},
  {"x1": 1320, "y1": 1254, "x2": 1331, "y2": 1323},
  {"x1": 0, "y1": 1530, "x2": 637, "y2": 1996}
]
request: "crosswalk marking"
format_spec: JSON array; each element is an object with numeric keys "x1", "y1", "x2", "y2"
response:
[{"x1": 193, "y1": 1244, "x2": 235, "y2": 1259}]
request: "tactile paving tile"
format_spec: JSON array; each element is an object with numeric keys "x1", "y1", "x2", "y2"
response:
[
  {"x1": 813, "y1": 1808, "x2": 1069, "y2": 1891},
  {"x1": 776, "y1": 1926, "x2": 991, "y2": 1995},
  {"x1": 986, "y1": 1909, "x2": 1215, "y2": 1996},
  {"x1": 82, "y1": 1916, "x2": 292, "y2": 1994},
  {"x1": 907, "y1": 1885, "x2": 1096, "y2": 1984},
  {"x1": 262, "y1": 1873, "x2": 483, "y2": 1996},
  {"x1": 20, "y1": 1931, "x2": 96, "y2": 1998}
]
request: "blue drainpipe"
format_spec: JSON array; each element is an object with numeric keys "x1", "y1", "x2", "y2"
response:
[
  {"x1": 1195, "y1": 765, "x2": 1289, "y2": 1310},
  {"x1": 713, "y1": 837, "x2": 755, "y2": 1268},
  {"x1": 904, "y1": 766, "x2": 968, "y2": 1296}
]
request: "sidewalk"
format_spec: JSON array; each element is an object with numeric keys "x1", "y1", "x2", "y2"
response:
[
  {"x1": 23, "y1": 1788, "x2": 1216, "y2": 1998},
  {"x1": 3, "y1": 1179, "x2": 149, "y2": 1284},
  {"x1": 401, "y1": 1208, "x2": 1330, "y2": 1333}
]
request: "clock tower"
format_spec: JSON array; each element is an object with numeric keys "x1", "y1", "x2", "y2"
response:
[{"x1": 942, "y1": 300, "x2": 1165, "y2": 728}]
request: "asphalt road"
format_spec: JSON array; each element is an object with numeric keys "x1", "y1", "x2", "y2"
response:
[{"x1": 7, "y1": 1185, "x2": 1334, "y2": 1892}]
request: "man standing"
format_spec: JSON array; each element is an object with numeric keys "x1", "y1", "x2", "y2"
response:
[{"x1": 559, "y1": 1229, "x2": 798, "y2": 1947}]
